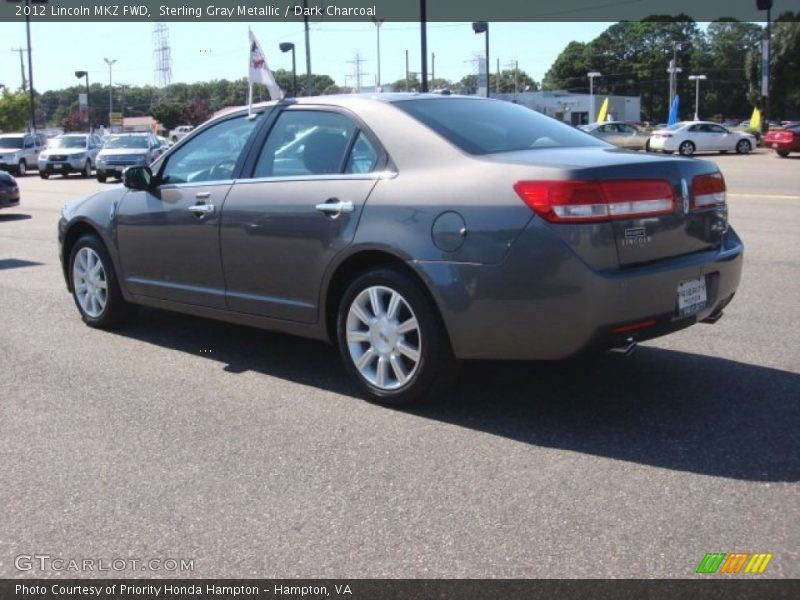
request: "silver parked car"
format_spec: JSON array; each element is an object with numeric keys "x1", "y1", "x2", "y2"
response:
[
  {"x1": 95, "y1": 133, "x2": 162, "y2": 182},
  {"x1": 58, "y1": 95, "x2": 743, "y2": 404},
  {"x1": 38, "y1": 133, "x2": 103, "y2": 179},
  {"x1": 580, "y1": 121, "x2": 652, "y2": 151},
  {"x1": 0, "y1": 132, "x2": 46, "y2": 176}
]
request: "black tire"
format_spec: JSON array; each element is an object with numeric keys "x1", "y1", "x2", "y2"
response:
[
  {"x1": 68, "y1": 234, "x2": 134, "y2": 329},
  {"x1": 336, "y1": 268, "x2": 457, "y2": 405},
  {"x1": 16, "y1": 160, "x2": 27, "y2": 177},
  {"x1": 97, "y1": 173, "x2": 107, "y2": 183},
  {"x1": 39, "y1": 172, "x2": 49, "y2": 180},
  {"x1": 777, "y1": 150, "x2": 790, "y2": 158},
  {"x1": 678, "y1": 141, "x2": 695, "y2": 156},
  {"x1": 663, "y1": 150, "x2": 674, "y2": 154},
  {"x1": 735, "y1": 139, "x2": 752, "y2": 154},
  {"x1": 644, "y1": 140, "x2": 650, "y2": 152},
  {"x1": 81, "y1": 160, "x2": 91, "y2": 178}
]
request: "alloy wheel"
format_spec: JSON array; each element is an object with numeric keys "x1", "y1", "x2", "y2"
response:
[
  {"x1": 345, "y1": 285, "x2": 421, "y2": 391},
  {"x1": 72, "y1": 247, "x2": 108, "y2": 318}
]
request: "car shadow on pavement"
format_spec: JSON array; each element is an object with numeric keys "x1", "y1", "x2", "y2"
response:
[
  {"x1": 0, "y1": 213, "x2": 32, "y2": 222},
  {"x1": 114, "y1": 307, "x2": 799, "y2": 483}
]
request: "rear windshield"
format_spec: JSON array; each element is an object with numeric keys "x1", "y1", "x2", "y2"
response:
[
  {"x1": 393, "y1": 98, "x2": 606, "y2": 155},
  {"x1": 49, "y1": 136, "x2": 86, "y2": 148},
  {"x1": 105, "y1": 136, "x2": 148, "y2": 149}
]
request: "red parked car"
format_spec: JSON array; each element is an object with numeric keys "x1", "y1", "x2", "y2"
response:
[{"x1": 764, "y1": 124, "x2": 800, "y2": 157}]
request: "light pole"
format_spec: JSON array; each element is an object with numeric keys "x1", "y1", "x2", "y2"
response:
[
  {"x1": 103, "y1": 58, "x2": 116, "y2": 129},
  {"x1": 472, "y1": 22, "x2": 489, "y2": 98},
  {"x1": 587, "y1": 71, "x2": 601, "y2": 123},
  {"x1": 74, "y1": 70, "x2": 90, "y2": 131},
  {"x1": 420, "y1": 1, "x2": 428, "y2": 92},
  {"x1": 279, "y1": 43, "x2": 296, "y2": 97},
  {"x1": 688, "y1": 74, "x2": 706, "y2": 121},
  {"x1": 668, "y1": 41, "x2": 688, "y2": 114},
  {"x1": 757, "y1": 0, "x2": 772, "y2": 133},
  {"x1": 22, "y1": 0, "x2": 44, "y2": 131},
  {"x1": 371, "y1": 17, "x2": 384, "y2": 91}
]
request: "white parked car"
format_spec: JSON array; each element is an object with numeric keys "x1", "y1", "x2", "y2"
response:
[
  {"x1": 169, "y1": 125, "x2": 194, "y2": 143},
  {"x1": 649, "y1": 121, "x2": 757, "y2": 156}
]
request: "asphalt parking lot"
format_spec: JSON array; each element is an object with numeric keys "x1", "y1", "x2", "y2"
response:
[{"x1": 1, "y1": 150, "x2": 798, "y2": 579}]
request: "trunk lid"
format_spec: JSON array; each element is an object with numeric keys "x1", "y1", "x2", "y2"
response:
[{"x1": 494, "y1": 147, "x2": 729, "y2": 267}]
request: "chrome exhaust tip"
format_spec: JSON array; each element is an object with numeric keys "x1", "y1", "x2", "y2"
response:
[{"x1": 608, "y1": 339, "x2": 638, "y2": 358}]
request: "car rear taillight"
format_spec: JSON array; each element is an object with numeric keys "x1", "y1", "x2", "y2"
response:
[
  {"x1": 771, "y1": 131, "x2": 795, "y2": 143},
  {"x1": 691, "y1": 172, "x2": 727, "y2": 208},
  {"x1": 513, "y1": 179, "x2": 675, "y2": 223}
]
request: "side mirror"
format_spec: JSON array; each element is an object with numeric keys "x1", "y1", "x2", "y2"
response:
[{"x1": 123, "y1": 166, "x2": 153, "y2": 191}]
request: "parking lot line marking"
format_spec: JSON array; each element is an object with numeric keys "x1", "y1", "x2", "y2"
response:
[{"x1": 728, "y1": 193, "x2": 800, "y2": 200}]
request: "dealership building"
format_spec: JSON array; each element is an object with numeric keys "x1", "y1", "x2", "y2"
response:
[{"x1": 493, "y1": 91, "x2": 642, "y2": 125}]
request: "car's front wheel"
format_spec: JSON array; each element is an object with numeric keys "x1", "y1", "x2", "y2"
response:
[
  {"x1": 97, "y1": 173, "x2": 107, "y2": 183},
  {"x1": 336, "y1": 268, "x2": 456, "y2": 405},
  {"x1": 69, "y1": 234, "x2": 133, "y2": 328},
  {"x1": 736, "y1": 139, "x2": 752, "y2": 154}
]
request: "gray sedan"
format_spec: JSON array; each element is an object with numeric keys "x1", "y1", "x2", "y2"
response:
[
  {"x1": 58, "y1": 95, "x2": 743, "y2": 405},
  {"x1": 580, "y1": 121, "x2": 652, "y2": 151}
]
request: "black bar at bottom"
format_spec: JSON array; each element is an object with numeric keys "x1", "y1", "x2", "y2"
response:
[{"x1": 2, "y1": 579, "x2": 799, "y2": 600}]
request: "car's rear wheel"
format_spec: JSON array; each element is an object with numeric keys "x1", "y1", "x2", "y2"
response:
[
  {"x1": 337, "y1": 268, "x2": 456, "y2": 405},
  {"x1": 678, "y1": 141, "x2": 695, "y2": 156},
  {"x1": 736, "y1": 139, "x2": 752, "y2": 154},
  {"x1": 16, "y1": 160, "x2": 27, "y2": 177},
  {"x1": 777, "y1": 150, "x2": 790, "y2": 158},
  {"x1": 69, "y1": 234, "x2": 133, "y2": 328},
  {"x1": 39, "y1": 171, "x2": 49, "y2": 179},
  {"x1": 81, "y1": 160, "x2": 91, "y2": 178}
]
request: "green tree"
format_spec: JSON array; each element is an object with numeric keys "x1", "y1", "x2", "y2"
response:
[
  {"x1": 0, "y1": 89, "x2": 29, "y2": 132},
  {"x1": 150, "y1": 102, "x2": 183, "y2": 130}
]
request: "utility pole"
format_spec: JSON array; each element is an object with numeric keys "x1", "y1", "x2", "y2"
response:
[
  {"x1": 371, "y1": 18, "x2": 384, "y2": 90},
  {"x1": 431, "y1": 52, "x2": 435, "y2": 83},
  {"x1": 302, "y1": 0, "x2": 312, "y2": 95},
  {"x1": 405, "y1": 49, "x2": 410, "y2": 92},
  {"x1": 667, "y1": 41, "x2": 687, "y2": 114},
  {"x1": 507, "y1": 60, "x2": 519, "y2": 102},
  {"x1": 420, "y1": 0, "x2": 428, "y2": 92},
  {"x1": 11, "y1": 48, "x2": 27, "y2": 91},
  {"x1": 757, "y1": 0, "x2": 772, "y2": 133},
  {"x1": 23, "y1": 0, "x2": 37, "y2": 131}
]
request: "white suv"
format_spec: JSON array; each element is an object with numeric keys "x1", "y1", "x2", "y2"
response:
[{"x1": 0, "y1": 132, "x2": 46, "y2": 176}]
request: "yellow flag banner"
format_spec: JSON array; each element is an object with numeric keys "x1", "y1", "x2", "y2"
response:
[{"x1": 596, "y1": 98, "x2": 609, "y2": 123}]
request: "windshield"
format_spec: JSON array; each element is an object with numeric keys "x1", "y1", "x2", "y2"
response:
[
  {"x1": 393, "y1": 98, "x2": 606, "y2": 155},
  {"x1": 0, "y1": 137, "x2": 25, "y2": 149},
  {"x1": 104, "y1": 136, "x2": 148, "y2": 149},
  {"x1": 48, "y1": 136, "x2": 87, "y2": 149}
]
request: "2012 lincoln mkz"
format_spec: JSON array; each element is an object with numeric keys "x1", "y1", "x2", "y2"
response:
[{"x1": 58, "y1": 95, "x2": 743, "y2": 404}]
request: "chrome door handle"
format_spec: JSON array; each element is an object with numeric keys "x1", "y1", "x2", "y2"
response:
[
  {"x1": 315, "y1": 200, "x2": 354, "y2": 214},
  {"x1": 188, "y1": 203, "x2": 215, "y2": 216},
  {"x1": 195, "y1": 192, "x2": 211, "y2": 199}
]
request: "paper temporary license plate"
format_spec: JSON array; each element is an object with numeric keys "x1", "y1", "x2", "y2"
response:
[
  {"x1": 677, "y1": 276, "x2": 707, "y2": 317},
  {"x1": 773, "y1": 143, "x2": 779, "y2": 148}
]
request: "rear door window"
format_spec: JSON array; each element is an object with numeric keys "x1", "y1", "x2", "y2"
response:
[{"x1": 253, "y1": 110, "x2": 356, "y2": 178}]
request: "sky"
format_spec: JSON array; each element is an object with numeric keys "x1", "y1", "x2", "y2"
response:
[{"x1": 0, "y1": 21, "x2": 614, "y2": 94}]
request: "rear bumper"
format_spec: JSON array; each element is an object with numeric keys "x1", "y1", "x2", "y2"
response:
[
  {"x1": 414, "y1": 223, "x2": 744, "y2": 360},
  {"x1": 38, "y1": 159, "x2": 85, "y2": 174}
]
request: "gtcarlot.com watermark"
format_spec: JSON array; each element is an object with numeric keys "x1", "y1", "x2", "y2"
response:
[{"x1": 15, "y1": 554, "x2": 194, "y2": 573}]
